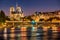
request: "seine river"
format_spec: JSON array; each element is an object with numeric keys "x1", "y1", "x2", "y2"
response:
[{"x1": 0, "y1": 26, "x2": 60, "y2": 40}]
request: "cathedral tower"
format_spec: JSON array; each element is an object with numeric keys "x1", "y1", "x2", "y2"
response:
[{"x1": 9, "y1": 0, "x2": 24, "y2": 21}]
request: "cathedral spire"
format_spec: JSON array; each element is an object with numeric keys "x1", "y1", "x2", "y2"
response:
[
  {"x1": 16, "y1": 0, "x2": 18, "y2": 8},
  {"x1": 16, "y1": 0, "x2": 22, "y2": 13}
]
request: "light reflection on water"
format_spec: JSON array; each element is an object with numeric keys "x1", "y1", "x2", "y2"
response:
[{"x1": 0, "y1": 27, "x2": 60, "y2": 40}]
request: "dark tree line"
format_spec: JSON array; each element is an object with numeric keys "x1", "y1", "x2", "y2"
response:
[
  {"x1": 0, "y1": 10, "x2": 10, "y2": 23},
  {"x1": 0, "y1": 10, "x2": 6, "y2": 23}
]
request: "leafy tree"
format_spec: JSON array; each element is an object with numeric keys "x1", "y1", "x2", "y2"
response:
[
  {"x1": 39, "y1": 19, "x2": 44, "y2": 21},
  {"x1": 5, "y1": 16, "x2": 10, "y2": 21},
  {"x1": 27, "y1": 16, "x2": 33, "y2": 21},
  {"x1": 0, "y1": 10, "x2": 6, "y2": 23},
  {"x1": 34, "y1": 11, "x2": 38, "y2": 16}
]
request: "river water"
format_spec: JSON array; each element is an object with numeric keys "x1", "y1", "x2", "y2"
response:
[{"x1": 0, "y1": 26, "x2": 60, "y2": 40}]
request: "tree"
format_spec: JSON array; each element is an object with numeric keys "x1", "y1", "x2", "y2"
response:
[
  {"x1": 27, "y1": 16, "x2": 33, "y2": 21},
  {"x1": 39, "y1": 19, "x2": 44, "y2": 21},
  {"x1": 34, "y1": 11, "x2": 38, "y2": 16},
  {"x1": 0, "y1": 10, "x2": 6, "y2": 23},
  {"x1": 5, "y1": 16, "x2": 10, "y2": 21}
]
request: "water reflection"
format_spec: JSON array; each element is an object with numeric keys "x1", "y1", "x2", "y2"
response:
[
  {"x1": 0, "y1": 25, "x2": 60, "y2": 40},
  {"x1": 0, "y1": 29, "x2": 4, "y2": 40},
  {"x1": 36, "y1": 26, "x2": 43, "y2": 40}
]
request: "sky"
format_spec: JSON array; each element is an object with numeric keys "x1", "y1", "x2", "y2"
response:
[{"x1": 0, "y1": 0, "x2": 60, "y2": 16}]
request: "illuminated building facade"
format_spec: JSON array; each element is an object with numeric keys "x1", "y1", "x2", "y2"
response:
[{"x1": 10, "y1": 4, "x2": 24, "y2": 21}]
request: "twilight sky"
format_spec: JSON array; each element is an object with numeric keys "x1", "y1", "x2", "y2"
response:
[{"x1": 0, "y1": 0, "x2": 60, "y2": 16}]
